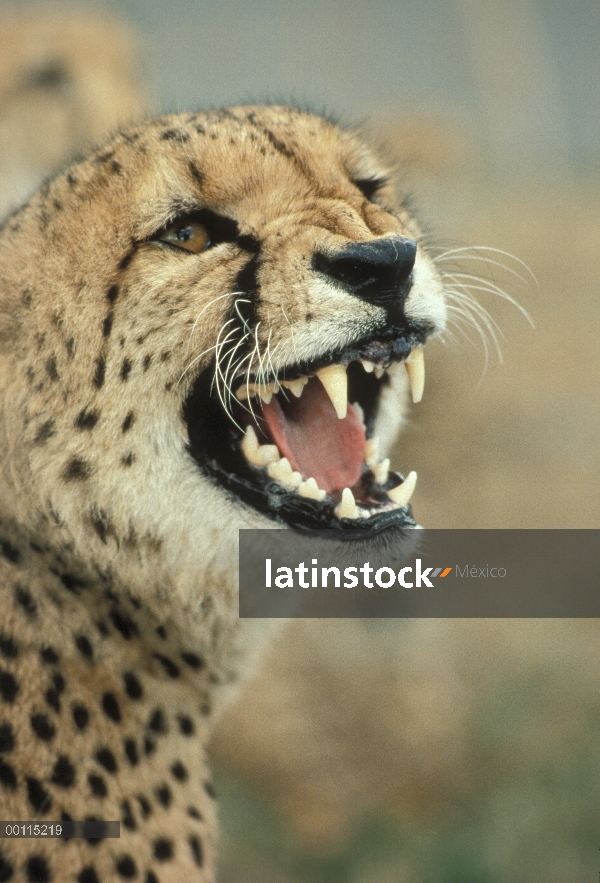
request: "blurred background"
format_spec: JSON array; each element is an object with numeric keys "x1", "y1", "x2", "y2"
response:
[{"x1": 1, "y1": 1, "x2": 599, "y2": 880}]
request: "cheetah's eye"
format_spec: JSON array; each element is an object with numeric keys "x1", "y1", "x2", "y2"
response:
[
  {"x1": 158, "y1": 219, "x2": 210, "y2": 254},
  {"x1": 353, "y1": 176, "x2": 388, "y2": 202}
]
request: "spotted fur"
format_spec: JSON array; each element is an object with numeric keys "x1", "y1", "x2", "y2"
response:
[{"x1": 0, "y1": 106, "x2": 445, "y2": 881}]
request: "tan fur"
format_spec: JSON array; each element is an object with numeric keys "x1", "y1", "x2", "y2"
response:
[{"x1": 0, "y1": 107, "x2": 445, "y2": 881}]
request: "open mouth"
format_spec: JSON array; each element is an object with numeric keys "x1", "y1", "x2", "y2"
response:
[{"x1": 184, "y1": 329, "x2": 428, "y2": 538}]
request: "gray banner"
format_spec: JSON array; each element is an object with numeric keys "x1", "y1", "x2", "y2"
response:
[{"x1": 238, "y1": 529, "x2": 600, "y2": 617}]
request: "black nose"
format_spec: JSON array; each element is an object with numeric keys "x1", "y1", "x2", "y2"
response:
[{"x1": 313, "y1": 236, "x2": 417, "y2": 305}]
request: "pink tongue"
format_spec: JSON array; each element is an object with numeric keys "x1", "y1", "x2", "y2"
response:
[{"x1": 261, "y1": 377, "x2": 366, "y2": 495}]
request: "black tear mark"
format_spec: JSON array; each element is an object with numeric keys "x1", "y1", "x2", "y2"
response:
[
  {"x1": 189, "y1": 162, "x2": 204, "y2": 188},
  {"x1": 63, "y1": 458, "x2": 91, "y2": 481},
  {"x1": 75, "y1": 409, "x2": 99, "y2": 431}
]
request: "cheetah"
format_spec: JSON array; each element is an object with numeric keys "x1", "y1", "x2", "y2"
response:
[{"x1": 0, "y1": 106, "x2": 445, "y2": 881}]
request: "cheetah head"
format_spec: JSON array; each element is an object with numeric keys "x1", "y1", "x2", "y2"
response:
[{"x1": 0, "y1": 107, "x2": 445, "y2": 601}]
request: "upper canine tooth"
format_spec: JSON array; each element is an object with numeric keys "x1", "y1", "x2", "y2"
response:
[
  {"x1": 316, "y1": 364, "x2": 347, "y2": 419},
  {"x1": 336, "y1": 487, "x2": 359, "y2": 520},
  {"x1": 281, "y1": 377, "x2": 309, "y2": 398},
  {"x1": 298, "y1": 477, "x2": 326, "y2": 501},
  {"x1": 364, "y1": 437, "x2": 380, "y2": 468},
  {"x1": 362, "y1": 360, "x2": 375, "y2": 373},
  {"x1": 405, "y1": 347, "x2": 425, "y2": 403},
  {"x1": 387, "y1": 471, "x2": 417, "y2": 508}
]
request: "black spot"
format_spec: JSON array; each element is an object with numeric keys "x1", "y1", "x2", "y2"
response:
[
  {"x1": 14, "y1": 585, "x2": 36, "y2": 617},
  {"x1": 51, "y1": 755, "x2": 76, "y2": 788},
  {"x1": 120, "y1": 799, "x2": 136, "y2": 831},
  {"x1": 136, "y1": 795, "x2": 152, "y2": 817},
  {"x1": 0, "y1": 671, "x2": 18, "y2": 703},
  {"x1": 0, "y1": 850, "x2": 13, "y2": 881},
  {"x1": 123, "y1": 672, "x2": 143, "y2": 700},
  {"x1": 95, "y1": 748, "x2": 117, "y2": 774},
  {"x1": 0, "y1": 723, "x2": 14, "y2": 753},
  {"x1": 84, "y1": 815, "x2": 104, "y2": 845},
  {"x1": 204, "y1": 781, "x2": 216, "y2": 799},
  {"x1": 124, "y1": 738, "x2": 139, "y2": 766},
  {"x1": 145, "y1": 873, "x2": 159, "y2": 883},
  {"x1": 110, "y1": 610, "x2": 138, "y2": 640},
  {"x1": 148, "y1": 709, "x2": 167, "y2": 734},
  {"x1": 0, "y1": 759, "x2": 16, "y2": 790},
  {"x1": 156, "y1": 625, "x2": 167, "y2": 639},
  {"x1": 63, "y1": 457, "x2": 91, "y2": 481},
  {"x1": 181, "y1": 652, "x2": 204, "y2": 670},
  {"x1": 75, "y1": 409, "x2": 99, "y2": 431},
  {"x1": 189, "y1": 835, "x2": 204, "y2": 867},
  {"x1": 66, "y1": 337, "x2": 75, "y2": 358},
  {"x1": 88, "y1": 774, "x2": 107, "y2": 798},
  {"x1": 107, "y1": 285, "x2": 119, "y2": 303},
  {"x1": 120, "y1": 359, "x2": 131, "y2": 381},
  {"x1": 91, "y1": 515, "x2": 111, "y2": 544},
  {"x1": 101, "y1": 692, "x2": 121, "y2": 723},
  {"x1": 59, "y1": 572, "x2": 86, "y2": 593},
  {"x1": 153, "y1": 839, "x2": 173, "y2": 861},
  {"x1": 52, "y1": 672, "x2": 65, "y2": 693},
  {"x1": 154, "y1": 784, "x2": 172, "y2": 808},
  {"x1": 110, "y1": 160, "x2": 123, "y2": 176},
  {"x1": 72, "y1": 704, "x2": 89, "y2": 731},
  {"x1": 31, "y1": 714, "x2": 55, "y2": 741},
  {"x1": 96, "y1": 620, "x2": 110, "y2": 637},
  {"x1": 129, "y1": 596, "x2": 141, "y2": 610},
  {"x1": 44, "y1": 688, "x2": 60, "y2": 713},
  {"x1": 45, "y1": 357, "x2": 59, "y2": 381},
  {"x1": 93, "y1": 356, "x2": 105, "y2": 389},
  {"x1": 187, "y1": 806, "x2": 202, "y2": 821},
  {"x1": 77, "y1": 868, "x2": 99, "y2": 883},
  {"x1": 121, "y1": 412, "x2": 135, "y2": 433},
  {"x1": 178, "y1": 715, "x2": 194, "y2": 736},
  {"x1": 75, "y1": 635, "x2": 93, "y2": 660},
  {"x1": 153, "y1": 654, "x2": 180, "y2": 679},
  {"x1": 0, "y1": 634, "x2": 18, "y2": 660},
  {"x1": 27, "y1": 777, "x2": 52, "y2": 814},
  {"x1": 144, "y1": 738, "x2": 155, "y2": 756},
  {"x1": 115, "y1": 856, "x2": 137, "y2": 878},
  {"x1": 159, "y1": 350, "x2": 171, "y2": 362},
  {"x1": 102, "y1": 313, "x2": 113, "y2": 338},
  {"x1": 39, "y1": 647, "x2": 58, "y2": 664},
  {"x1": 34, "y1": 420, "x2": 56, "y2": 445},
  {"x1": 121, "y1": 452, "x2": 135, "y2": 468},
  {"x1": 25, "y1": 855, "x2": 50, "y2": 883},
  {"x1": 170, "y1": 761, "x2": 188, "y2": 782},
  {"x1": 200, "y1": 701, "x2": 211, "y2": 716},
  {"x1": 142, "y1": 354, "x2": 152, "y2": 371}
]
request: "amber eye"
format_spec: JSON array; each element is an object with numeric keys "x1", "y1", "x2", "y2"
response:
[{"x1": 159, "y1": 220, "x2": 210, "y2": 254}]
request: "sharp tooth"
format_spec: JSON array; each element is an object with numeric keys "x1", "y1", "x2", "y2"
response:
[
  {"x1": 362, "y1": 360, "x2": 375, "y2": 373},
  {"x1": 364, "y1": 437, "x2": 380, "y2": 468},
  {"x1": 373, "y1": 458, "x2": 390, "y2": 485},
  {"x1": 281, "y1": 377, "x2": 309, "y2": 397},
  {"x1": 387, "y1": 471, "x2": 417, "y2": 508},
  {"x1": 316, "y1": 364, "x2": 347, "y2": 419},
  {"x1": 374, "y1": 366, "x2": 385, "y2": 379},
  {"x1": 241, "y1": 426, "x2": 280, "y2": 467},
  {"x1": 236, "y1": 381, "x2": 278, "y2": 403},
  {"x1": 405, "y1": 347, "x2": 425, "y2": 403},
  {"x1": 267, "y1": 457, "x2": 303, "y2": 488},
  {"x1": 259, "y1": 387, "x2": 274, "y2": 404},
  {"x1": 352, "y1": 402, "x2": 365, "y2": 426},
  {"x1": 298, "y1": 477, "x2": 326, "y2": 501},
  {"x1": 336, "y1": 487, "x2": 359, "y2": 520}
]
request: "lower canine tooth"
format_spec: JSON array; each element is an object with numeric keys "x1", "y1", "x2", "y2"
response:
[
  {"x1": 405, "y1": 347, "x2": 425, "y2": 403},
  {"x1": 298, "y1": 477, "x2": 326, "y2": 501},
  {"x1": 268, "y1": 457, "x2": 302, "y2": 488},
  {"x1": 336, "y1": 487, "x2": 359, "y2": 520},
  {"x1": 387, "y1": 471, "x2": 417, "y2": 507},
  {"x1": 374, "y1": 366, "x2": 385, "y2": 379},
  {"x1": 316, "y1": 364, "x2": 348, "y2": 419},
  {"x1": 242, "y1": 427, "x2": 280, "y2": 467}
]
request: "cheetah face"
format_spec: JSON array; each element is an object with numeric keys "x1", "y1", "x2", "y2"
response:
[{"x1": 1, "y1": 107, "x2": 446, "y2": 575}]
